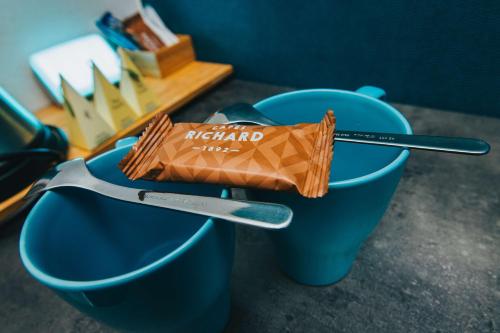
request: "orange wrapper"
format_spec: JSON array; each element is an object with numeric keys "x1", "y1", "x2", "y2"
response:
[
  {"x1": 119, "y1": 111, "x2": 336, "y2": 198},
  {"x1": 123, "y1": 14, "x2": 165, "y2": 51}
]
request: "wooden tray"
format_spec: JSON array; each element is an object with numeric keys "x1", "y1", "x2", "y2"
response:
[{"x1": 0, "y1": 60, "x2": 233, "y2": 221}]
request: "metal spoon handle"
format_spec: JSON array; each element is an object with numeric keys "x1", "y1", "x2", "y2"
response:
[
  {"x1": 134, "y1": 191, "x2": 293, "y2": 229},
  {"x1": 89, "y1": 180, "x2": 293, "y2": 229},
  {"x1": 335, "y1": 130, "x2": 490, "y2": 155},
  {"x1": 208, "y1": 103, "x2": 490, "y2": 156}
]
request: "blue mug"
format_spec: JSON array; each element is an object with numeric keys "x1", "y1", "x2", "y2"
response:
[
  {"x1": 251, "y1": 86, "x2": 412, "y2": 286},
  {"x1": 19, "y1": 138, "x2": 235, "y2": 332}
]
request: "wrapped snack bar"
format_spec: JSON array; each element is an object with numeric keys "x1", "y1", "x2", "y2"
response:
[{"x1": 119, "y1": 110, "x2": 336, "y2": 198}]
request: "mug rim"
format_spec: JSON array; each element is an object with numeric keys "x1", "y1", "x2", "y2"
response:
[
  {"x1": 19, "y1": 144, "x2": 226, "y2": 291},
  {"x1": 254, "y1": 88, "x2": 413, "y2": 189}
]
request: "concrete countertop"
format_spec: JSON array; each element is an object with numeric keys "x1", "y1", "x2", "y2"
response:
[{"x1": 1, "y1": 80, "x2": 498, "y2": 332}]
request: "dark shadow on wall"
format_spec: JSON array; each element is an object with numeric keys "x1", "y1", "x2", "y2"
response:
[{"x1": 147, "y1": 0, "x2": 500, "y2": 117}]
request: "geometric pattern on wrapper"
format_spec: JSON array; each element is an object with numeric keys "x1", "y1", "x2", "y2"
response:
[{"x1": 156, "y1": 122, "x2": 320, "y2": 192}]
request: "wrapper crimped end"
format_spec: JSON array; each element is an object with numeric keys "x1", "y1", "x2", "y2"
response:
[
  {"x1": 118, "y1": 112, "x2": 174, "y2": 179},
  {"x1": 301, "y1": 110, "x2": 336, "y2": 198}
]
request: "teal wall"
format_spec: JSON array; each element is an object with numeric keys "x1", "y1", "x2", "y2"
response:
[{"x1": 149, "y1": 0, "x2": 500, "y2": 117}]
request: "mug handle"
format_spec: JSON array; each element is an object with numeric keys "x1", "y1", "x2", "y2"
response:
[{"x1": 355, "y1": 86, "x2": 386, "y2": 100}]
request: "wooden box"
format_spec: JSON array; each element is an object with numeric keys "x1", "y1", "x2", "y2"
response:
[{"x1": 124, "y1": 35, "x2": 195, "y2": 78}]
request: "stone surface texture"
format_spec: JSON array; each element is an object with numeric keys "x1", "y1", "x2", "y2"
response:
[{"x1": 1, "y1": 80, "x2": 498, "y2": 332}]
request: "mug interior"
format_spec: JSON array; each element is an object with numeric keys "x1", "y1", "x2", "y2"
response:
[
  {"x1": 254, "y1": 90, "x2": 412, "y2": 184},
  {"x1": 21, "y1": 145, "x2": 224, "y2": 285}
]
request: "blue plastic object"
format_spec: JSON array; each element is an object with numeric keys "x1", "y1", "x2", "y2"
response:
[
  {"x1": 96, "y1": 12, "x2": 141, "y2": 51},
  {"x1": 19, "y1": 142, "x2": 235, "y2": 332},
  {"x1": 252, "y1": 87, "x2": 412, "y2": 286}
]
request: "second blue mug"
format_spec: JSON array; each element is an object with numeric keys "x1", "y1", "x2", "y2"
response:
[{"x1": 251, "y1": 86, "x2": 412, "y2": 286}]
